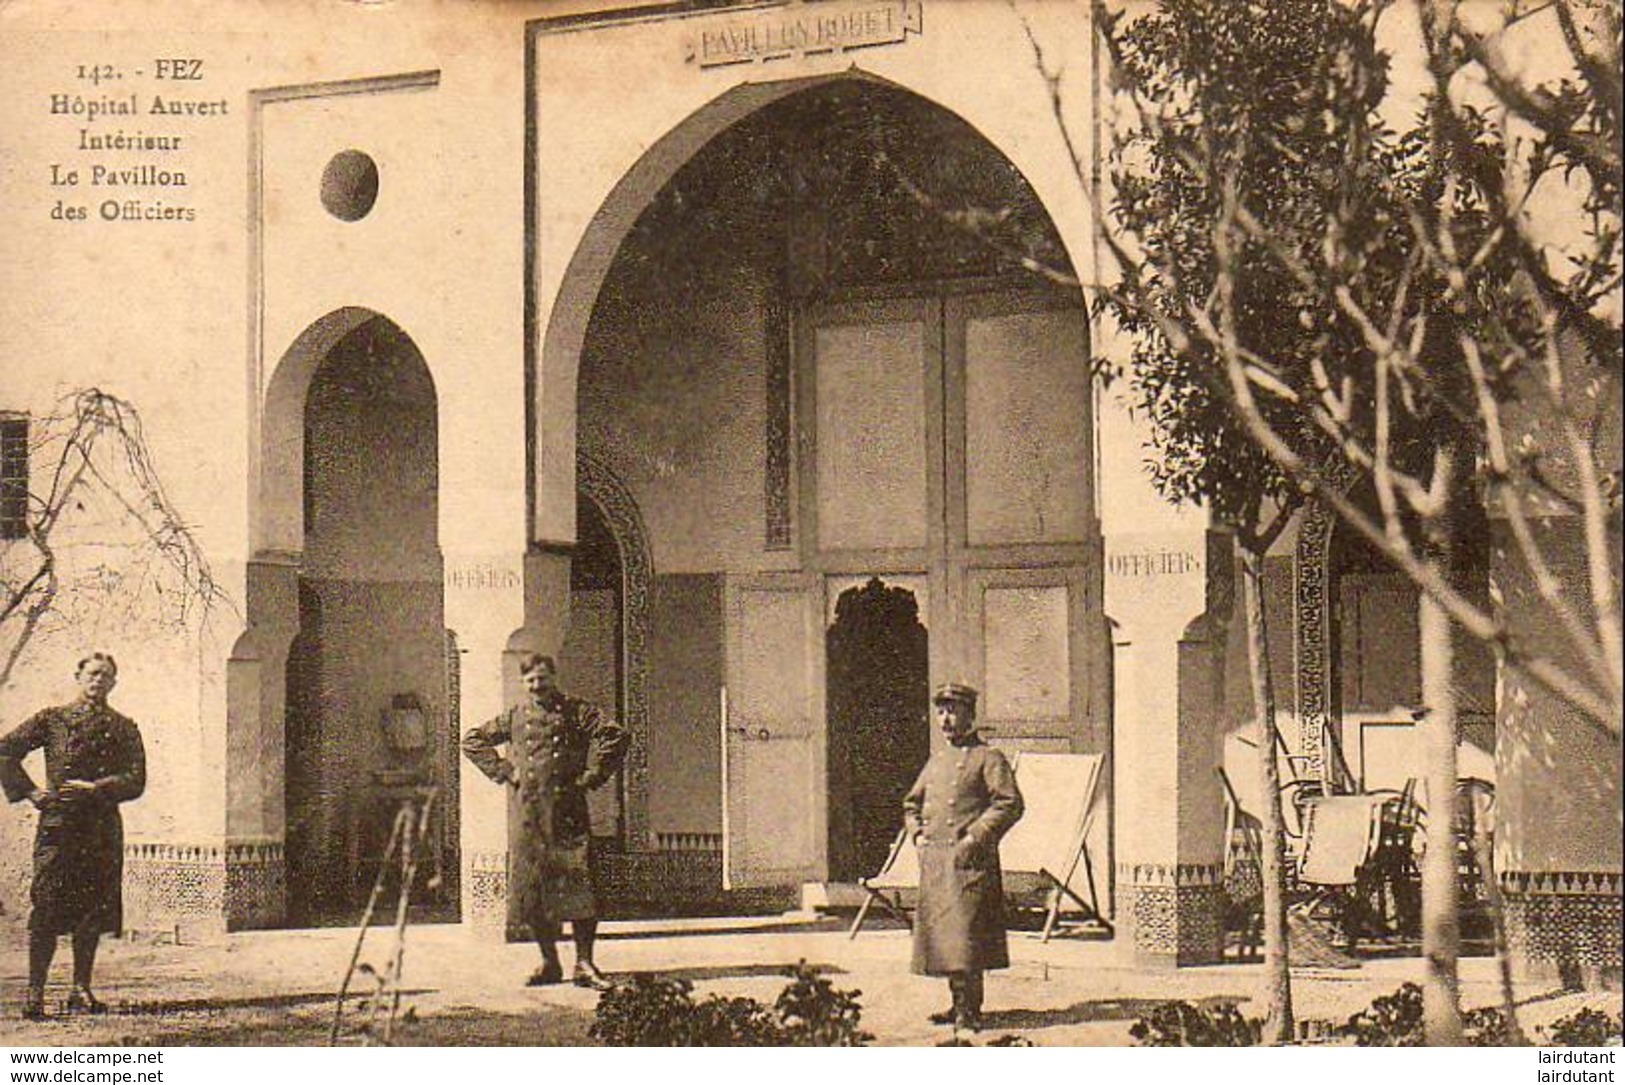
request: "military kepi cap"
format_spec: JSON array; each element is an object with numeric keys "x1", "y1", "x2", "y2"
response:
[{"x1": 932, "y1": 682, "x2": 979, "y2": 708}]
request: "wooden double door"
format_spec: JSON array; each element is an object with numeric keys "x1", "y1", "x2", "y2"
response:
[{"x1": 723, "y1": 287, "x2": 1107, "y2": 890}]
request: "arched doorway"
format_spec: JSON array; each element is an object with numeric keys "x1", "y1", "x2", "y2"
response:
[
  {"x1": 269, "y1": 314, "x2": 456, "y2": 926},
  {"x1": 564, "y1": 77, "x2": 1103, "y2": 902},
  {"x1": 826, "y1": 577, "x2": 929, "y2": 882}
]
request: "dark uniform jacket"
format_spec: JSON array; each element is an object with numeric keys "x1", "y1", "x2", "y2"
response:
[
  {"x1": 0, "y1": 701, "x2": 146, "y2": 935},
  {"x1": 462, "y1": 693, "x2": 628, "y2": 929},
  {"x1": 902, "y1": 735, "x2": 1023, "y2": 975}
]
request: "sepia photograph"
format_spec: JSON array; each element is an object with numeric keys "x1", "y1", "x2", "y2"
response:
[{"x1": 0, "y1": 0, "x2": 1618, "y2": 1060}]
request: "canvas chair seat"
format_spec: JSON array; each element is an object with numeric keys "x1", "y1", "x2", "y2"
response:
[
  {"x1": 1297, "y1": 794, "x2": 1392, "y2": 886},
  {"x1": 847, "y1": 828, "x2": 920, "y2": 936}
]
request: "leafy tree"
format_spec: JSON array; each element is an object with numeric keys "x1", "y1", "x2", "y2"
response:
[
  {"x1": 1088, "y1": 0, "x2": 1620, "y2": 1042},
  {"x1": 1094, "y1": 0, "x2": 1415, "y2": 1043}
]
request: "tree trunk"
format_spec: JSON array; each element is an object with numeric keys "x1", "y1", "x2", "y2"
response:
[
  {"x1": 1241, "y1": 544, "x2": 1294, "y2": 1044},
  {"x1": 1471, "y1": 813, "x2": 1525, "y2": 1045},
  {"x1": 1420, "y1": 587, "x2": 1464, "y2": 1044}
]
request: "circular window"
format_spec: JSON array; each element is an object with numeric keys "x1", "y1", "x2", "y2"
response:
[{"x1": 320, "y1": 150, "x2": 379, "y2": 221}]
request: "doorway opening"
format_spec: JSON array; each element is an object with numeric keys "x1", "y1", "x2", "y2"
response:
[
  {"x1": 281, "y1": 315, "x2": 456, "y2": 926},
  {"x1": 826, "y1": 577, "x2": 930, "y2": 882}
]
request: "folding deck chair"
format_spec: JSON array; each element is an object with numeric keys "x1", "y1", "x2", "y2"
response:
[
  {"x1": 1292, "y1": 788, "x2": 1418, "y2": 947},
  {"x1": 848, "y1": 752, "x2": 1111, "y2": 941},
  {"x1": 1001, "y1": 752, "x2": 1111, "y2": 941},
  {"x1": 848, "y1": 827, "x2": 920, "y2": 938}
]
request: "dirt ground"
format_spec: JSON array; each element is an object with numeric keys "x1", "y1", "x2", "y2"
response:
[{"x1": 0, "y1": 918, "x2": 1617, "y2": 1047}]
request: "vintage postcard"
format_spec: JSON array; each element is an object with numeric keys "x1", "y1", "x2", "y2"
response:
[{"x1": 0, "y1": 0, "x2": 1618, "y2": 1057}]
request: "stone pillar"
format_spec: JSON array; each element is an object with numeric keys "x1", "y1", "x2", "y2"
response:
[
  {"x1": 125, "y1": 555, "x2": 297, "y2": 939},
  {"x1": 1109, "y1": 528, "x2": 1229, "y2": 967},
  {"x1": 1493, "y1": 516, "x2": 1622, "y2": 989},
  {"x1": 461, "y1": 545, "x2": 571, "y2": 941},
  {"x1": 225, "y1": 554, "x2": 300, "y2": 930},
  {"x1": 447, "y1": 552, "x2": 523, "y2": 940}
]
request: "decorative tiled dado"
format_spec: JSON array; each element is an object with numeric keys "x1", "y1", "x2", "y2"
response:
[
  {"x1": 465, "y1": 848, "x2": 724, "y2": 940},
  {"x1": 124, "y1": 843, "x2": 226, "y2": 935},
  {"x1": 1118, "y1": 862, "x2": 1225, "y2": 965},
  {"x1": 224, "y1": 842, "x2": 286, "y2": 930},
  {"x1": 123, "y1": 841, "x2": 286, "y2": 935},
  {"x1": 1121, "y1": 883, "x2": 1225, "y2": 966},
  {"x1": 594, "y1": 849, "x2": 722, "y2": 903},
  {"x1": 1502, "y1": 870, "x2": 1622, "y2": 981}
]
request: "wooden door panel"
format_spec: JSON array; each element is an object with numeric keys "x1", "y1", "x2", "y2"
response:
[
  {"x1": 723, "y1": 575, "x2": 822, "y2": 889},
  {"x1": 964, "y1": 566, "x2": 1096, "y2": 753}
]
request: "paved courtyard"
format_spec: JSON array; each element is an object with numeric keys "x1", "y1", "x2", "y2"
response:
[{"x1": 0, "y1": 917, "x2": 1616, "y2": 1047}]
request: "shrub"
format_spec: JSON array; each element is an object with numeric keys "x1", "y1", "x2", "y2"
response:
[
  {"x1": 773, "y1": 962, "x2": 872, "y2": 1046},
  {"x1": 1464, "y1": 1006, "x2": 1513, "y2": 1047},
  {"x1": 1343, "y1": 986, "x2": 1540, "y2": 1046},
  {"x1": 1343, "y1": 983, "x2": 1424, "y2": 1046},
  {"x1": 588, "y1": 962, "x2": 872, "y2": 1047},
  {"x1": 1128, "y1": 1001, "x2": 1261, "y2": 1046},
  {"x1": 589, "y1": 975, "x2": 711, "y2": 1046},
  {"x1": 1543, "y1": 1008, "x2": 1624, "y2": 1048}
]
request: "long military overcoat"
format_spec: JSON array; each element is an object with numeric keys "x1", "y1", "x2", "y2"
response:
[
  {"x1": 462, "y1": 693, "x2": 627, "y2": 930},
  {"x1": 0, "y1": 701, "x2": 147, "y2": 935},
  {"x1": 902, "y1": 735, "x2": 1023, "y2": 975}
]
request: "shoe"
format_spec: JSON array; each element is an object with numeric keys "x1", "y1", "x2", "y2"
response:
[
  {"x1": 954, "y1": 1010, "x2": 983, "y2": 1034},
  {"x1": 21, "y1": 990, "x2": 45, "y2": 1021},
  {"x1": 65, "y1": 987, "x2": 107, "y2": 1015},
  {"x1": 572, "y1": 962, "x2": 616, "y2": 991},
  {"x1": 526, "y1": 962, "x2": 565, "y2": 987},
  {"x1": 927, "y1": 1006, "x2": 957, "y2": 1025}
]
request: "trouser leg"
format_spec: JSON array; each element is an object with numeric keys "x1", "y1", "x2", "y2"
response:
[
  {"x1": 533, "y1": 919, "x2": 563, "y2": 968},
  {"x1": 27, "y1": 929, "x2": 56, "y2": 993},
  {"x1": 572, "y1": 918, "x2": 598, "y2": 967},
  {"x1": 70, "y1": 926, "x2": 99, "y2": 991},
  {"x1": 961, "y1": 970, "x2": 984, "y2": 1016}
]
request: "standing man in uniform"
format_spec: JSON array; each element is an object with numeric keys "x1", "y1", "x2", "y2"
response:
[
  {"x1": 463, "y1": 652, "x2": 628, "y2": 990},
  {"x1": 0, "y1": 653, "x2": 147, "y2": 1020},
  {"x1": 902, "y1": 682, "x2": 1023, "y2": 1033}
]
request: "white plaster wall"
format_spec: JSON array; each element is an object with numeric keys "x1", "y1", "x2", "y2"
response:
[{"x1": 0, "y1": 2, "x2": 538, "y2": 897}]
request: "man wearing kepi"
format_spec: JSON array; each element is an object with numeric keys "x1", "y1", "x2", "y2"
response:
[
  {"x1": 0, "y1": 653, "x2": 146, "y2": 1020},
  {"x1": 903, "y1": 682, "x2": 1024, "y2": 1033},
  {"x1": 463, "y1": 652, "x2": 628, "y2": 990}
]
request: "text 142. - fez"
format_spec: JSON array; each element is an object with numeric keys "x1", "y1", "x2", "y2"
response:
[
  {"x1": 462, "y1": 689, "x2": 628, "y2": 929},
  {"x1": 0, "y1": 701, "x2": 147, "y2": 935},
  {"x1": 902, "y1": 721, "x2": 1024, "y2": 976}
]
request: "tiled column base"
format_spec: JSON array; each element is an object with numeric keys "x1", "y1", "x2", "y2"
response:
[
  {"x1": 1118, "y1": 863, "x2": 1225, "y2": 967},
  {"x1": 1502, "y1": 871, "x2": 1622, "y2": 990},
  {"x1": 225, "y1": 842, "x2": 286, "y2": 930},
  {"x1": 466, "y1": 849, "x2": 510, "y2": 941}
]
